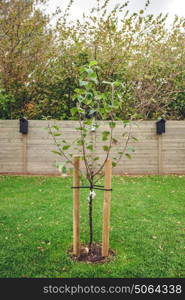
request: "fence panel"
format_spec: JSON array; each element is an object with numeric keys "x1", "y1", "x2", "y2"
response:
[{"x1": 0, "y1": 120, "x2": 185, "y2": 175}]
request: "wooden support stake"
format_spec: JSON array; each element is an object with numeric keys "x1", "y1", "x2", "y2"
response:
[
  {"x1": 73, "y1": 156, "x2": 80, "y2": 256},
  {"x1": 102, "y1": 158, "x2": 112, "y2": 257}
]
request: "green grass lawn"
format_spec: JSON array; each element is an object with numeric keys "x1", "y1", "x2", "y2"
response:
[{"x1": 0, "y1": 175, "x2": 184, "y2": 278}]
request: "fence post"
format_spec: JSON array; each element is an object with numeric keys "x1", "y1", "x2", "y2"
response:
[
  {"x1": 157, "y1": 135, "x2": 163, "y2": 174},
  {"x1": 73, "y1": 156, "x2": 80, "y2": 256},
  {"x1": 22, "y1": 134, "x2": 27, "y2": 174},
  {"x1": 102, "y1": 158, "x2": 112, "y2": 257}
]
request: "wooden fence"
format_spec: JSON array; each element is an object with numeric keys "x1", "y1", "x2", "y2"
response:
[{"x1": 0, "y1": 120, "x2": 185, "y2": 175}]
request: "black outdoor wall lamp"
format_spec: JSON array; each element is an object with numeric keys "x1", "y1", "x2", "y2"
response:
[
  {"x1": 20, "y1": 117, "x2": 28, "y2": 134},
  {"x1": 156, "y1": 118, "x2": 166, "y2": 135}
]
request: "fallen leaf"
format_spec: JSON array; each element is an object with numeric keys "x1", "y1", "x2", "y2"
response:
[{"x1": 37, "y1": 246, "x2": 44, "y2": 252}]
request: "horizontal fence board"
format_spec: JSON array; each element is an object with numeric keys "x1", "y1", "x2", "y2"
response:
[
  {"x1": 0, "y1": 120, "x2": 185, "y2": 175},
  {"x1": 0, "y1": 165, "x2": 23, "y2": 172},
  {"x1": 0, "y1": 156, "x2": 23, "y2": 161},
  {"x1": 0, "y1": 120, "x2": 19, "y2": 128}
]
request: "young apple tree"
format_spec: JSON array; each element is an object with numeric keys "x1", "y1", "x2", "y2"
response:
[{"x1": 49, "y1": 61, "x2": 136, "y2": 251}]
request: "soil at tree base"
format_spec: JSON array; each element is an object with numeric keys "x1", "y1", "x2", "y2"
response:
[{"x1": 68, "y1": 243, "x2": 115, "y2": 263}]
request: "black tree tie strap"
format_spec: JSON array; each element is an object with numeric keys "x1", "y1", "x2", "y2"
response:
[
  {"x1": 71, "y1": 186, "x2": 90, "y2": 189},
  {"x1": 71, "y1": 185, "x2": 112, "y2": 192}
]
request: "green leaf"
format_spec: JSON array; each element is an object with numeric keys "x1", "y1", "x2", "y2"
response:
[
  {"x1": 84, "y1": 119, "x2": 93, "y2": 125},
  {"x1": 75, "y1": 127, "x2": 83, "y2": 131},
  {"x1": 89, "y1": 61, "x2": 97, "y2": 67},
  {"x1": 74, "y1": 88, "x2": 82, "y2": 94},
  {"x1": 93, "y1": 156, "x2": 100, "y2": 161},
  {"x1": 99, "y1": 107, "x2": 106, "y2": 116},
  {"x1": 89, "y1": 109, "x2": 96, "y2": 115},
  {"x1": 51, "y1": 150, "x2": 61, "y2": 156},
  {"x1": 78, "y1": 107, "x2": 85, "y2": 114},
  {"x1": 62, "y1": 145, "x2": 70, "y2": 151},
  {"x1": 114, "y1": 81, "x2": 122, "y2": 87},
  {"x1": 52, "y1": 125, "x2": 60, "y2": 130},
  {"x1": 79, "y1": 67, "x2": 86, "y2": 73},
  {"x1": 89, "y1": 77, "x2": 98, "y2": 84},
  {"x1": 102, "y1": 131, "x2": 110, "y2": 141},
  {"x1": 103, "y1": 145, "x2": 109, "y2": 152},
  {"x1": 77, "y1": 95, "x2": 84, "y2": 102},
  {"x1": 112, "y1": 138, "x2": 118, "y2": 144},
  {"x1": 127, "y1": 146, "x2": 135, "y2": 153},
  {"x1": 53, "y1": 133, "x2": 61, "y2": 136},
  {"x1": 86, "y1": 92, "x2": 93, "y2": 100},
  {"x1": 132, "y1": 136, "x2": 139, "y2": 142},
  {"x1": 112, "y1": 162, "x2": 117, "y2": 167},
  {"x1": 70, "y1": 107, "x2": 78, "y2": 116},
  {"x1": 88, "y1": 71, "x2": 97, "y2": 78},
  {"x1": 76, "y1": 139, "x2": 84, "y2": 146},
  {"x1": 122, "y1": 120, "x2": 129, "y2": 126},
  {"x1": 109, "y1": 121, "x2": 116, "y2": 128},
  {"x1": 79, "y1": 80, "x2": 88, "y2": 86},
  {"x1": 87, "y1": 144, "x2": 93, "y2": 151},
  {"x1": 125, "y1": 153, "x2": 132, "y2": 159}
]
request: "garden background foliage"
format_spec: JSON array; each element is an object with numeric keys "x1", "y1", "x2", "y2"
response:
[{"x1": 0, "y1": 0, "x2": 184, "y2": 120}]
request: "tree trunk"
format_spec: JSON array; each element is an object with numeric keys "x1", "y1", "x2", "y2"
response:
[{"x1": 88, "y1": 189, "x2": 93, "y2": 252}]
